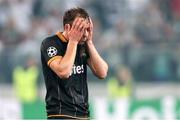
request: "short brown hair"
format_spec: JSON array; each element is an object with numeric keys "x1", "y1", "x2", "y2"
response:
[{"x1": 63, "y1": 7, "x2": 89, "y2": 27}]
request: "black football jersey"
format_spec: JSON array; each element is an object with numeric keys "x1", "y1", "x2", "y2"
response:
[{"x1": 40, "y1": 32, "x2": 89, "y2": 119}]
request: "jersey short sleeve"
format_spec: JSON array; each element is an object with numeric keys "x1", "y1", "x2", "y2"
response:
[{"x1": 41, "y1": 38, "x2": 63, "y2": 66}]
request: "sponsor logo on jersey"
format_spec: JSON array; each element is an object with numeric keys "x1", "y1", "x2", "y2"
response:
[{"x1": 70, "y1": 64, "x2": 84, "y2": 76}]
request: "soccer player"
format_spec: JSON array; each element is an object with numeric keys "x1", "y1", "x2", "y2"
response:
[{"x1": 40, "y1": 7, "x2": 108, "y2": 119}]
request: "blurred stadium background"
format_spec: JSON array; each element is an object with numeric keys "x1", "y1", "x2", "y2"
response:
[{"x1": 0, "y1": 0, "x2": 180, "y2": 119}]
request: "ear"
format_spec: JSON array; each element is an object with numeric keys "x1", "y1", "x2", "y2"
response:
[{"x1": 64, "y1": 24, "x2": 71, "y2": 32}]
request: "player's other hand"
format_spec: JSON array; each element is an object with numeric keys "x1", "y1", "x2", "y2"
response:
[
  {"x1": 66, "y1": 17, "x2": 87, "y2": 44},
  {"x1": 86, "y1": 17, "x2": 93, "y2": 43}
]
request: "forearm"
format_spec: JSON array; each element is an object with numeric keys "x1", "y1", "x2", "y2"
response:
[
  {"x1": 58, "y1": 41, "x2": 77, "y2": 75},
  {"x1": 87, "y1": 41, "x2": 108, "y2": 78}
]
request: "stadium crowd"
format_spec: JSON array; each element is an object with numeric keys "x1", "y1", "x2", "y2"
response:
[{"x1": 0, "y1": 0, "x2": 179, "y2": 84}]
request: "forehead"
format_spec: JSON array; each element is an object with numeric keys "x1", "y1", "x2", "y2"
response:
[{"x1": 75, "y1": 17, "x2": 89, "y2": 23}]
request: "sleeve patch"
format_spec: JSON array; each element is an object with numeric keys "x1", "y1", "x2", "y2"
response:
[{"x1": 47, "y1": 46, "x2": 58, "y2": 57}]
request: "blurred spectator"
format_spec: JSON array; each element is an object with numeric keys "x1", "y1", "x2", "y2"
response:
[
  {"x1": 3, "y1": 17, "x2": 20, "y2": 45},
  {"x1": 0, "y1": 43, "x2": 4, "y2": 82},
  {"x1": 107, "y1": 66, "x2": 134, "y2": 117},
  {"x1": 0, "y1": 0, "x2": 10, "y2": 27},
  {"x1": 171, "y1": 0, "x2": 180, "y2": 21},
  {"x1": 171, "y1": 0, "x2": 180, "y2": 37},
  {"x1": 134, "y1": 1, "x2": 165, "y2": 44},
  {"x1": 152, "y1": 45, "x2": 178, "y2": 81},
  {"x1": 156, "y1": 0, "x2": 173, "y2": 22},
  {"x1": 107, "y1": 66, "x2": 134, "y2": 99},
  {"x1": 32, "y1": 0, "x2": 44, "y2": 17},
  {"x1": 13, "y1": 56, "x2": 39, "y2": 103},
  {"x1": 90, "y1": 0, "x2": 129, "y2": 29},
  {"x1": 8, "y1": 0, "x2": 33, "y2": 33}
]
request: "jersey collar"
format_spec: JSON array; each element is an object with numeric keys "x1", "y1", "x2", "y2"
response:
[{"x1": 56, "y1": 31, "x2": 68, "y2": 43}]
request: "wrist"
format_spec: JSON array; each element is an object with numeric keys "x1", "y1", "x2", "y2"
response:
[
  {"x1": 69, "y1": 41, "x2": 78, "y2": 44},
  {"x1": 86, "y1": 40, "x2": 93, "y2": 45},
  {"x1": 69, "y1": 40, "x2": 78, "y2": 45},
  {"x1": 86, "y1": 40, "x2": 94, "y2": 49}
]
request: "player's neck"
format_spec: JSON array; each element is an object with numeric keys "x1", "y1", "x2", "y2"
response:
[{"x1": 62, "y1": 31, "x2": 69, "y2": 42}]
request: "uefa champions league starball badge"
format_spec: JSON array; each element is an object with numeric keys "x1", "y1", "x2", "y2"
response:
[{"x1": 47, "y1": 46, "x2": 58, "y2": 57}]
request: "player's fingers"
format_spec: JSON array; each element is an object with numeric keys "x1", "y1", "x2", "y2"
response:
[
  {"x1": 78, "y1": 28, "x2": 85, "y2": 40},
  {"x1": 89, "y1": 17, "x2": 93, "y2": 30},
  {"x1": 67, "y1": 24, "x2": 71, "y2": 32},
  {"x1": 78, "y1": 21, "x2": 86, "y2": 32},
  {"x1": 73, "y1": 18, "x2": 84, "y2": 30},
  {"x1": 77, "y1": 18, "x2": 85, "y2": 31},
  {"x1": 81, "y1": 22, "x2": 88, "y2": 34},
  {"x1": 85, "y1": 21, "x2": 89, "y2": 30},
  {"x1": 71, "y1": 18, "x2": 79, "y2": 30}
]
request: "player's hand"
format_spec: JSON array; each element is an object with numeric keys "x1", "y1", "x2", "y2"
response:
[
  {"x1": 86, "y1": 17, "x2": 93, "y2": 43},
  {"x1": 67, "y1": 17, "x2": 87, "y2": 44}
]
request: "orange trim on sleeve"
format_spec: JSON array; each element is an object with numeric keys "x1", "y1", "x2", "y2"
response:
[
  {"x1": 47, "y1": 56, "x2": 62, "y2": 66},
  {"x1": 56, "y1": 31, "x2": 68, "y2": 43}
]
